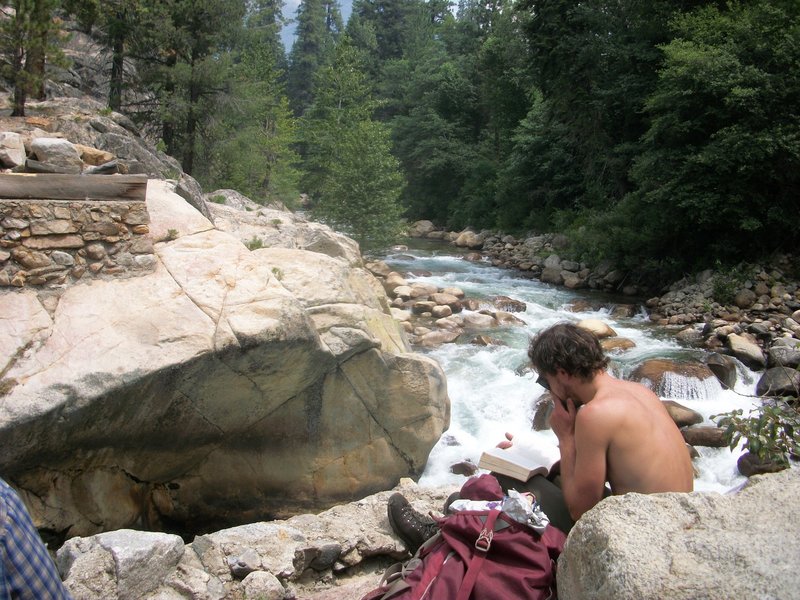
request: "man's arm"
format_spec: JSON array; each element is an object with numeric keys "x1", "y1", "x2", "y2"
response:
[
  {"x1": 550, "y1": 399, "x2": 610, "y2": 521},
  {"x1": 1, "y1": 479, "x2": 73, "y2": 600}
]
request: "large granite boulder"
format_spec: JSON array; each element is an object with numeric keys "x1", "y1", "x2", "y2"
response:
[
  {"x1": 0, "y1": 180, "x2": 449, "y2": 538},
  {"x1": 557, "y1": 469, "x2": 800, "y2": 599}
]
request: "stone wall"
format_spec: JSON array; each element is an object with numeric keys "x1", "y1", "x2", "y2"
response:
[{"x1": 0, "y1": 198, "x2": 155, "y2": 289}]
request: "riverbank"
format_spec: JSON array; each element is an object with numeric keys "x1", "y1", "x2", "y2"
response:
[{"x1": 404, "y1": 221, "x2": 800, "y2": 366}]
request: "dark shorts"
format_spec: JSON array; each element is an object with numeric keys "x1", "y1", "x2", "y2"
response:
[{"x1": 492, "y1": 469, "x2": 612, "y2": 535}]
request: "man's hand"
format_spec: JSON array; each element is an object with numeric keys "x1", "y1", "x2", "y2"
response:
[
  {"x1": 550, "y1": 395, "x2": 577, "y2": 442},
  {"x1": 496, "y1": 431, "x2": 514, "y2": 449}
]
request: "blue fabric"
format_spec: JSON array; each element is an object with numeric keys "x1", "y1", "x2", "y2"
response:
[{"x1": 0, "y1": 478, "x2": 72, "y2": 600}]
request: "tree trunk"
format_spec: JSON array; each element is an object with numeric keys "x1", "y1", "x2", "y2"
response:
[{"x1": 109, "y1": 31, "x2": 125, "y2": 111}]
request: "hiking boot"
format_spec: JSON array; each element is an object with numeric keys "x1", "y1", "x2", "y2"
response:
[{"x1": 387, "y1": 493, "x2": 439, "y2": 554}]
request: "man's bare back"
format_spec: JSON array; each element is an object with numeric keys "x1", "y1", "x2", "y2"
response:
[{"x1": 584, "y1": 376, "x2": 693, "y2": 496}]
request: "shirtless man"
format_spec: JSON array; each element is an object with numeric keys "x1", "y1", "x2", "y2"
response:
[
  {"x1": 525, "y1": 321, "x2": 693, "y2": 525},
  {"x1": 387, "y1": 321, "x2": 694, "y2": 549}
]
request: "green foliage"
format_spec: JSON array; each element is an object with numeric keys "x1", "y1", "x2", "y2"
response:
[
  {"x1": 301, "y1": 38, "x2": 405, "y2": 249},
  {"x1": 287, "y1": 0, "x2": 342, "y2": 115},
  {"x1": 0, "y1": 0, "x2": 67, "y2": 116},
  {"x1": 713, "y1": 399, "x2": 800, "y2": 468},
  {"x1": 210, "y1": 195, "x2": 226, "y2": 204},
  {"x1": 617, "y1": 1, "x2": 800, "y2": 268},
  {"x1": 167, "y1": 228, "x2": 179, "y2": 240},
  {"x1": 710, "y1": 264, "x2": 746, "y2": 305},
  {"x1": 246, "y1": 236, "x2": 264, "y2": 250}
]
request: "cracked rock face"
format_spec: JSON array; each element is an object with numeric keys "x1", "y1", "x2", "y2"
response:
[{"x1": 0, "y1": 180, "x2": 450, "y2": 538}]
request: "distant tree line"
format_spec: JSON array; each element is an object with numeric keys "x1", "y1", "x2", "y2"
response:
[{"x1": 2, "y1": 0, "x2": 798, "y2": 273}]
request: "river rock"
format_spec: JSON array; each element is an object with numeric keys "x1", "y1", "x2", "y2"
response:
[
  {"x1": 540, "y1": 267, "x2": 563, "y2": 285},
  {"x1": 600, "y1": 337, "x2": 636, "y2": 353},
  {"x1": 557, "y1": 469, "x2": 800, "y2": 599},
  {"x1": 662, "y1": 401, "x2": 704, "y2": 428},
  {"x1": 462, "y1": 312, "x2": 498, "y2": 329},
  {"x1": 767, "y1": 339, "x2": 800, "y2": 368},
  {"x1": 418, "y1": 330, "x2": 460, "y2": 347},
  {"x1": 680, "y1": 426, "x2": 727, "y2": 448},
  {"x1": 431, "y1": 305, "x2": 452, "y2": 318},
  {"x1": 629, "y1": 359, "x2": 716, "y2": 398},
  {"x1": 755, "y1": 367, "x2": 800, "y2": 397},
  {"x1": 705, "y1": 352, "x2": 738, "y2": 390},
  {"x1": 576, "y1": 319, "x2": 616, "y2": 339},
  {"x1": 532, "y1": 396, "x2": 554, "y2": 431},
  {"x1": 0, "y1": 180, "x2": 449, "y2": 538},
  {"x1": 407, "y1": 220, "x2": 435, "y2": 237},
  {"x1": 491, "y1": 295, "x2": 526, "y2": 313},
  {"x1": 737, "y1": 452, "x2": 787, "y2": 477},
  {"x1": 430, "y1": 292, "x2": 462, "y2": 312},
  {"x1": 453, "y1": 230, "x2": 485, "y2": 249},
  {"x1": 726, "y1": 333, "x2": 767, "y2": 370},
  {"x1": 383, "y1": 272, "x2": 408, "y2": 293}
]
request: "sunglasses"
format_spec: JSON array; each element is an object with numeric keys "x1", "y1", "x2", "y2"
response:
[{"x1": 536, "y1": 374, "x2": 550, "y2": 391}]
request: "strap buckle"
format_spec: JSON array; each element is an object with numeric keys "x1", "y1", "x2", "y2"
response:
[{"x1": 475, "y1": 528, "x2": 493, "y2": 552}]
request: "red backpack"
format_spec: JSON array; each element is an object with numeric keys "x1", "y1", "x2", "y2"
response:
[{"x1": 362, "y1": 475, "x2": 567, "y2": 600}]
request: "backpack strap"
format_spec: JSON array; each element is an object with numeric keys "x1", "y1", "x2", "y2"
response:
[{"x1": 455, "y1": 509, "x2": 501, "y2": 600}]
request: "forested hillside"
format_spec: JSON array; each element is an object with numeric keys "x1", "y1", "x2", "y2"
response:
[{"x1": 2, "y1": 0, "x2": 798, "y2": 278}]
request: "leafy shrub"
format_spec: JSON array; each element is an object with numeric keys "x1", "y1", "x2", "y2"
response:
[
  {"x1": 245, "y1": 236, "x2": 263, "y2": 250},
  {"x1": 710, "y1": 264, "x2": 746, "y2": 305},
  {"x1": 210, "y1": 195, "x2": 226, "y2": 204},
  {"x1": 167, "y1": 229, "x2": 179, "y2": 241},
  {"x1": 713, "y1": 399, "x2": 800, "y2": 468}
]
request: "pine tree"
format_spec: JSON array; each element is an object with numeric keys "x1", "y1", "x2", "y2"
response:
[
  {"x1": 301, "y1": 38, "x2": 405, "y2": 250},
  {"x1": 200, "y1": 1, "x2": 300, "y2": 204},
  {"x1": 0, "y1": 0, "x2": 65, "y2": 116},
  {"x1": 287, "y1": 0, "x2": 341, "y2": 116}
]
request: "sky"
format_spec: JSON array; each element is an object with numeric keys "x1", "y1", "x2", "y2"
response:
[{"x1": 281, "y1": 0, "x2": 354, "y2": 50}]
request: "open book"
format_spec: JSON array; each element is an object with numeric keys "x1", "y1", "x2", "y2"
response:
[{"x1": 478, "y1": 444, "x2": 559, "y2": 482}]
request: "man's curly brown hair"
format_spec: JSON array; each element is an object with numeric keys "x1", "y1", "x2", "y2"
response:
[{"x1": 528, "y1": 322, "x2": 609, "y2": 381}]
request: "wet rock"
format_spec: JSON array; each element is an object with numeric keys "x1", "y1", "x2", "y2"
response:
[
  {"x1": 631, "y1": 360, "x2": 716, "y2": 397},
  {"x1": 491, "y1": 295, "x2": 526, "y2": 313},
  {"x1": 662, "y1": 401, "x2": 704, "y2": 428},
  {"x1": 726, "y1": 333, "x2": 767, "y2": 370},
  {"x1": 755, "y1": 368, "x2": 800, "y2": 397},
  {"x1": 450, "y1": 461, "x2": 479, "y2": 477},
  {"x1": 737, "y1": 452, "x2": 786, "y2": 477},
  {"x1": 577, "y1": 319, "x2": 617, "y2": 339},
  {"x1": 705, "y1": 353, "x2": 738, "y2": 390},
  {"x1": 600, "y1": 337, "x2": 636, "y2": 354},
  {"x1": 681, "y1": 426, "x2": 727, "y2": 448}
]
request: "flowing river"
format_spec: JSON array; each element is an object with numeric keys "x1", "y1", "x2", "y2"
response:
[{"x1": 382, "y1": 240, "x2": 758, "y2": 495}]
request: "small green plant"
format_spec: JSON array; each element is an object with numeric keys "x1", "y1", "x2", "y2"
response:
[
  {"x1": 99, "y1": 107, "x2": 113, "y2": 116},
  {"x1": 713, "y1": 399, "x2": 800, "y2": 468},
  {"x1": 167, "y1": 228, "x2": 179, "y2": 240},
  {"x1": 271, "y1": 218, "x2": 282, "y2": 227},
  {"x1": 710, "y1": 263, "x2": 746, "y2": 306},
  {"x1": 245, "y1": 236, "x2": 263, "y2": 250},
  {"x1": 271, "y1": 267, "x2": 284, "y2": 280},
  {"x1": 156, "y1": 139, "x2": 167, "y2": 153},
  {"x1": 210, "y1": 195, "x2": 226, "y2": 204}
]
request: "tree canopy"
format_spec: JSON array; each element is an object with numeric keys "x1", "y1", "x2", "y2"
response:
[{"x1": 23, "y1": 0, "x2": 800, "y2": 265}]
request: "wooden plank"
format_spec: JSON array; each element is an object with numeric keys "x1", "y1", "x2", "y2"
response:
[{"x1": 0, "y1": 174, "x2": 148, "y2": 202}]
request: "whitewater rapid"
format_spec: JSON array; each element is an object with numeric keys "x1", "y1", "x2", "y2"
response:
[{"x1": 382, "y1": 243, "x2": 757, "y2": 495}]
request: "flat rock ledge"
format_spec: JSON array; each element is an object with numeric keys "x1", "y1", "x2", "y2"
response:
[
  {"x1": 558, "y1": 467, "x2": 800, "y2": 600},
  {"x1": 56, "y1": 479, "x2": 453, "y2": 600},
  {"x1": 55, "y1": 469, "x2": 799, "y2": 599}
]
